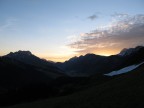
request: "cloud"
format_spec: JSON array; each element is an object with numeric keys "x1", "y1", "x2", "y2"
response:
[
  {"x1": 68, "y1": 14, "x2": 144, "y2": 55},
  {"x1": 111, "y1": 12, "x2": 129, "y2": 18},
  {"x1": 87, "y1": 14, "x2": 98, "y2": 21},
  {"x1": 0, "y1": 17, "x2": 17, "y2": 32}
]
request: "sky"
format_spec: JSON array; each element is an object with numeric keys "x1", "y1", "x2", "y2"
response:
[{"x1": 0, "y1": 0, "x2": 144, "y2": 62}]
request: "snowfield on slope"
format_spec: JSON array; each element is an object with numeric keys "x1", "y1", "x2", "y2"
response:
[{"x1": 104, "y1": 62, "x2": 144, "y2": 76}]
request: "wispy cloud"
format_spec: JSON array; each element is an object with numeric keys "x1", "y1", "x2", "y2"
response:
[
  {"x1": 111, "y1": 12, "x2": 129, "y2": 18},
  {"x1": 68, "y1": 14, "x2": 144, "y2": 55},
  {"x1": 0, "y1": 17, "x2": 17, "y2": 32},
  {"x1": 87, "y1": 14, "x2": 98, "y2": 21}
]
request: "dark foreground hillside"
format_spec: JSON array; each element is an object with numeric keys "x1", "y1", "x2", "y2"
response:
[{"x1": 3, "y1": 63, "x2": 144, "y2": 108}]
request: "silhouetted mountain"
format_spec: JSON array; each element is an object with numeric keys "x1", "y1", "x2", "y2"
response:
[
  {"x1": 0, "y1": 46, "x2": 144, "y2": 106},
  {"x1": 6, "y1": 50, "x2": 55, "y2": 68},
  {"x1": 4, "y1": 50, "x2": 65, "y2": 79},
  {"x1": 57, "y1": 46, "x2": 144, "y2": 76},
  {"x1": 0, "y1": 51, "x2": 68, "y2": 105},
  {"x1": 57, "y1": 54, "x2": 107, "y2": 76},
  {"x1": 118, "y1": 46, "x2": 143, "y2": 56}
]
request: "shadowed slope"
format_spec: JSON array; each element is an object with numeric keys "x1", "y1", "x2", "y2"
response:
[{"x1": 5, "y1": 63, "x2": 144, "y2": 108}]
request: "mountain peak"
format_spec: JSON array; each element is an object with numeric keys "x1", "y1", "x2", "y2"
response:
[
  {"x1": 7, "y1": 50, "x2": 32, "y2": 57},
  {"x1": 118, "y1": 46, "x2": 144, "y2": 56},
  {"x1": 17, "y1": 50, "x2": 32, "y2": 55}
]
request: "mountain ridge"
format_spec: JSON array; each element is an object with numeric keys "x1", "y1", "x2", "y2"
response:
[
  {"x1": 118, "y1": 46, "x2": 143, "y2": 56},
  {"x1": 0, "y1": 46, "x2": 144, "y2": 106},
  {"x1": 56, "y1": 46, "x2": 144, "y2": 76},
  {"x1": 2, "y1": 46, "x2": 144, "y2": 77}
]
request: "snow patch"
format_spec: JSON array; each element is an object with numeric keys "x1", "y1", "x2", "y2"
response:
[{"x1": 104, "y1": 62, "x2": 144, "y2": 76}]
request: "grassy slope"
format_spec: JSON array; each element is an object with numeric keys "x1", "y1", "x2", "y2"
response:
[{"x1": 3, "y1": 64, "x2": 144, "y2": 108}]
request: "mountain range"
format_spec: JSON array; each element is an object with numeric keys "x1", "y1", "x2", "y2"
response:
[
  {"x1": 0, "y1": 46, "x2": 144, "y2": 107},
  {"x1": 57, "y1": 46, "x2": 144, "y2": 76}
]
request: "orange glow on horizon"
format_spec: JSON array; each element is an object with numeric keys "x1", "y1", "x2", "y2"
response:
[
  {"x1": 40, "y1": 49, "x2": 120, "y2": 62},
  {"x1": 0, "y1": 47, "x2": 122, "y2": 62},
  {"x1": 40, "y1": 54, "x2": 74, "y2": 62},
  {"x1": 44, "y1": 56, "x2": 71, "y2": 62},
  {"x1": 94, "y1": 50, "x2": 119, "y2": 56},
  {"x1": 92, "y1": 47, "x2": 121, "y2": 56}
]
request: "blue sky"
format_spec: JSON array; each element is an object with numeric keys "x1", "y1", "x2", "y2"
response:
[{"x1": 0, "y1": 0, "x2": 144, "y2": 61}]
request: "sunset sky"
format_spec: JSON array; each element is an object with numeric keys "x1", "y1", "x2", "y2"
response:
[{"x1": 0, "y1": 0, "x2": 144, "y2": 62}]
